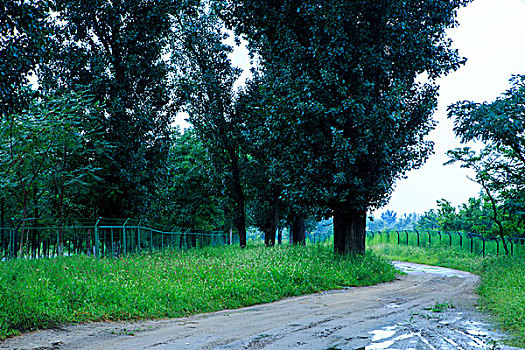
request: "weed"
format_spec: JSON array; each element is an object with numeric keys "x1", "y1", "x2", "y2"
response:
[{"x1": 424, "y1": 299, "x2": 455, "y2": 313}]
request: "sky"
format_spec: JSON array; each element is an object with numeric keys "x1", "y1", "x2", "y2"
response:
[
  {"x1": 177, "y1": 0, "x2": 525, "y2": 216},
  {"x1": 381, "y1": 0, "x2": 525, "y2": 216}
]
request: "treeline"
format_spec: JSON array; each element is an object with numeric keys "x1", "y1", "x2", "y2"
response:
[
  {"x1": 1, "y1": 0, "x2": 475, "y2": 254},
  {"x1": 416, "y1": 197, "x2": 525, "y2": 238}
]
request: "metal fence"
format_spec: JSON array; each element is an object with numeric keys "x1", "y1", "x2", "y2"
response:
[
  {"x1": 366, "y1": 230, "x2": 525, "y2": 257},
  {"x1": 0, "y1": 218, "x2": 238, "y2": 261}
]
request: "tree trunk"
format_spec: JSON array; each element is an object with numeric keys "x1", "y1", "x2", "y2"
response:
[
  {"x1": 277, "y1": 226, "x2": 282, "y2": 245},
  {"x1": 333, "y1": 208, "x2": 366, "y2": 255},
  {"x1": 263, "y1": 201, "x2": 279, "y2": 247},
  {"x1": 290, "y1": 214, "x2": 306, "y2": 245},
  {"x1": 226, "y1": 146, "x2": 247, "y2": 248}
]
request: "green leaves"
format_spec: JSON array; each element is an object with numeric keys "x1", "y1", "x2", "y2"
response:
[
  {"x1": 0, "y1": 91, "x2": 111, "y2": 221},
  {"x1": 448, "y1": 75, "x2": 525, "y2": 237}
]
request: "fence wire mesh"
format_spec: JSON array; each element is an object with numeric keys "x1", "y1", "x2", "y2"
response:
[
  {"x1": 0, "y1": 218, "x2": 237, "y2": 260},
  {"x1": 367, "y1": 230, "x2": 525, "y2": 257}
]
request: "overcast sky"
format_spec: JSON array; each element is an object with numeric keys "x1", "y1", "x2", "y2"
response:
[{"x1": 381, "y1": 0, "x2": 525, "y2": 215}]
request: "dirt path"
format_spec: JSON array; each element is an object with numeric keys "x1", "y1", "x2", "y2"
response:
[{"x1": 1, "y1": 262, "x2": 519, "y2": 350}]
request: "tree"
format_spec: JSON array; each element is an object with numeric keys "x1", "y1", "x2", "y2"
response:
[
  {"x1": 153, "y1": 128, "x2": 226, "y2": 231},
  {"x1": 0, "y1": 91, "x2": 109, "y2": 256},
  {"x1": 40, "y1": 0, "x2": 180, "y2": 218},
  {"x1": 381, "y1": 210, "x2": 398, "y2": 228},
  {"x1": 447, "y1": 75, "x2": 525, "y2": 252},
  {"x1": 171, "y1": 3, "x2": 249, "y2": 246},
  {"x1": 222, "y1": 0, "x2": 471, "y2": 254}
]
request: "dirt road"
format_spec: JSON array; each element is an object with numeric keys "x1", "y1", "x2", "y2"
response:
[{"x1": 1, "y1": 262, "x2": 519, "y2": 349}]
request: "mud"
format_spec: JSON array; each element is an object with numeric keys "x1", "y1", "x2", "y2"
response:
[{"x1": 1, "y1": 261, "x2": 520, "y2": 350}]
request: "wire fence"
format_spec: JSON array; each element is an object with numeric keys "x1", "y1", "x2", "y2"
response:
[
  {"x1": 366, "y1": 229, "x2": 525, "y2": 257},
  {"x1": 0, "y1": 218, "x2": 237, "y2": 261}
]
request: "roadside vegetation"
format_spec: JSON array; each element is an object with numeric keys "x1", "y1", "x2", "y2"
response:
[
  {"x1": 369, "y1": 242, "x2": 525, "y2": 346},
  {"x1": 0, "y1": 245, "x2": 396, "y2": 340}
]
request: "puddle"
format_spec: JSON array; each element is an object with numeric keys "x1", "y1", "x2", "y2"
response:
[
  {"x1": 363, "y1": 319, "x2": 501, "y2": 350},
  {"x1": 365, "y1": 339, "x2": 394, "y2": 350},
  {"x1": 393, "y1": 262, "x2": 462, "y2": 278},
  {"x1": 369, "y1": 326, "x2": 397, "y2": 341}
]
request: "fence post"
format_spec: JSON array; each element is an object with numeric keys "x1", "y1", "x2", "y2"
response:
[
  {"x1": 149, "y1": 228, "x2": 153, "y2": 253},
  {"x1": 405, "y1": 230, "x2": 409, "y2": 245},
  {"x1": 496, "y1": 238, "x2": 499, "y2": 256},
  {"x1": 458, "y1": 232, "x2": 463, "y2": 247},
  {"x1": 138, "y1": 219, "x2": 142, "y2": 254},
  {"x1": 123, "y1": 218, "x2": 129, "y2": 257},
  {"x1": 9, "y1": 227, "x2": 14, "y2": 260},
  {"x1": 428, "y1": 231, "x2": 431, "y2": 246},
  {"x1": 111, "y1": 227, "x2": 114, "y2": 257},
  {"x1": 469, "y1": 233, "x2": 474, "y2": 253},
  {"x1": 396, "y1": 231, "x2": 400, "y2": 245},
  {"x1": 94, "y1": 218, "x2": 101, "y2": 259},
  {"x1": 482, "y1": 237, "x2": 486, "y2": 257},
  {"x1": 415, "y1": 230, "x2": 419, "y2": 246}
]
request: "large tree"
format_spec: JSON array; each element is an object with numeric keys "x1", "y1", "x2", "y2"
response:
[
  {"x1": 40, "y1": 0, "x2": 181, "y2": 217},
  {"x1": 222, "y1": 0, "x2": 470, "y2": 254}
]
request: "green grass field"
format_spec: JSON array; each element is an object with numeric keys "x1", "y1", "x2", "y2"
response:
[
  {"x1": 369, "y1": 242, "x2": 525, "y2": 346},
  {"x1": 0, "y1": 244, "x2": 397, "y2": 340}
]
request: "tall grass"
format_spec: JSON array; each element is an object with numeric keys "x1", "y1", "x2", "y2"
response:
[
  {"x1": 0, "y1": 244, "x2": 396, "y2": 340},
  {"x1": 477, "y1": 258, "x2": 525, "y2": 346},
  {"x1": 369, "y1": 242, "x2": 525, "y2": 346}
]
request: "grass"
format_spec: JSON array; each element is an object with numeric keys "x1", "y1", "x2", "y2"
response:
[
  {"x1": 0, "y1": 244, "x2": 397, "y2": 340},
  {"x1": 368, "y1": 242, "x2": 525, "y2": 346}
]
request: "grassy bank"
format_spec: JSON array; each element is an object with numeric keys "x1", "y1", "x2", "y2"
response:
[
  {"x1": 369, "y1": 243, "x2": 525, "y2": 346},
  {"x1": 0, "y1": 244, "x2": 396, "y2": 340}
]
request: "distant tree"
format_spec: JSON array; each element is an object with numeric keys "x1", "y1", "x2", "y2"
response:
[
  {"x1": 0, "y1": 91, "x2": 109, "y2": 255},
  {"x1": 154, "y1": 129, "x2": 226, "y2": 231},
  {"x1": 222, "y1": 0, "x2": 471, "y2": 254},
  {"x1": 381, "y1": 210, "x2": 398, "y2": 228},
  {"x1": 366, "y1": 216, "x2": 386, "y2": 231},
  {"x1": 435, "y1": 199, "x2": 462, "y2": 232},
  {"x1": 415, "y1": 209, "x2": 440, "y2": 231}
]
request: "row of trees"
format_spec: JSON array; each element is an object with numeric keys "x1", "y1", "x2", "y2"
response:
[{"x1": 2, "y1": 0, "x2": 473, "y2": 254}]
